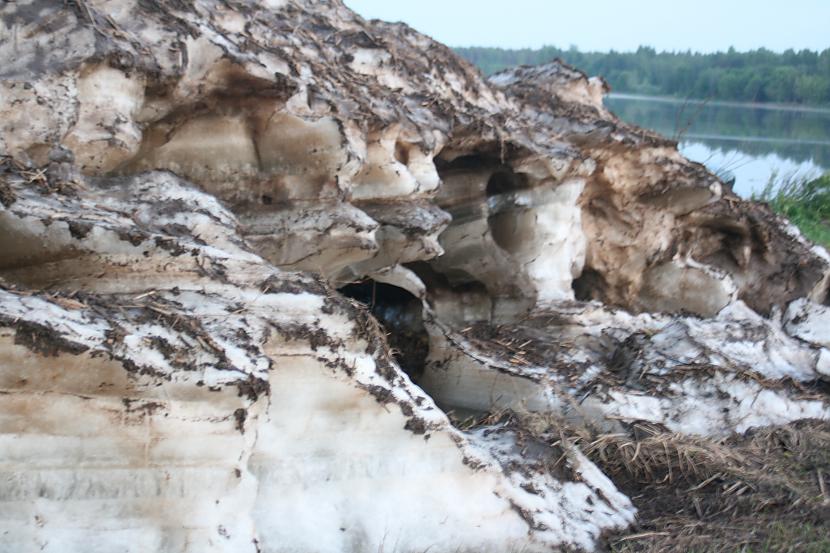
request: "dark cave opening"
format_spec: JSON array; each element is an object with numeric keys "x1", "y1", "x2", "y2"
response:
[
  {"x1": 406, "y1": 261, "x2": 497, "y2": 323},
  {"x1": 486, "y1": 168, "x2": 528, "y2": 197},
  {"x1": 338, "y1": 280, "x2": 429, "y2": 383},
  {"x1": 434, "y1": 154, "x2": 530, "y2": 199},
  {"x1": 572, "y1": 268, "x2": 608, "y2": 303}
]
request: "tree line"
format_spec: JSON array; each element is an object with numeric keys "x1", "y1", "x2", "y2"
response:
[{"x1": 455, "y1": 46, "x2": 830, "y2": 106}]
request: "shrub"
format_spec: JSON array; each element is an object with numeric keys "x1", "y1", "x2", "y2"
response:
[{"x1": 754, "y1": 173, "x2": 830, "y2": 247}]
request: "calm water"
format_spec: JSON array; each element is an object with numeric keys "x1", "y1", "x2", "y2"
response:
[{"x1": 605, "y1": 94, "x2": 830, "y2": 198}]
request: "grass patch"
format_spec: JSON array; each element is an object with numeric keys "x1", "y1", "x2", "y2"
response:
[{"x1": 754, "y1": 174, "x2": 830, "y2": 248}]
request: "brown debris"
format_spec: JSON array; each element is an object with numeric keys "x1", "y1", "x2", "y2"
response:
[
  {"x1": 0, "y1": 178, "x2": 15, "y2": 207},
  {"x1": 5, "y1": 317, "x2": 90, "y2": 357}
]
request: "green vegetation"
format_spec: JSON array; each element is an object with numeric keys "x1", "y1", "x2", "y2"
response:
[
  {"x1": 455, "y1": 46, "x2": 830, "y2": 106},
  {"x1": 748, "y1": 522, "x2": 830, "y2": 553},
  {"x1": 755, "y1": 174, "x2": 830, "y2": 247}
]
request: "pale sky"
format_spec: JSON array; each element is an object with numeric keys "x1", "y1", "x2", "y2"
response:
[{"x1": 344, "y1": 0, "x2": 830, "y2": 53}]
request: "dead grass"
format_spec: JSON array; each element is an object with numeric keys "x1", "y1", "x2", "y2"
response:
[
  {"x1": 459, "y1": 411, "x2": 830, "y2": 553},
  {"x1": 591, "y1": 420, "x2": 830, "y2": 553}
]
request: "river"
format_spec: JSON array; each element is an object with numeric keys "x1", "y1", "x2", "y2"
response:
[{"x1": 604, "y1": 93, "x2": 830, "y2": 198}]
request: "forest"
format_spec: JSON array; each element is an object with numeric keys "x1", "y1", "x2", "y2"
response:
[{"x1": 455, "y1": 46, "x2": 830, "y2": 106}]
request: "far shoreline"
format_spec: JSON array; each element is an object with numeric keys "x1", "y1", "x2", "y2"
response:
[{"x1": 606, "y1": 92, "x2": 830, "y2": 114}]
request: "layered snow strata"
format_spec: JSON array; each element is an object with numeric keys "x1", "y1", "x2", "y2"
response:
[{"x1": 0, "y1": 171, "x2": 633, "y2": 553}]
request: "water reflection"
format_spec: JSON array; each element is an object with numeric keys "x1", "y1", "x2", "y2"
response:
[
  {"x1": 679, "y1": 142, "x2": 823, "y2": 198},
  {"x1": 605, "y1": 94, "x2": 830, "y2": 197}
]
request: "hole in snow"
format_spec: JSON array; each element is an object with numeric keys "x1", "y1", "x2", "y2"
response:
[
  {"x1": 338, "y1": 280, "x2": 428, "y2": 382},
  {"x1": 485, "y1": 169, "x2": 535, "y2": 256},
  {"x1": 487, "y1": 205, "x2": 535, "y2": 255},
  {"x1": 394, "y1": 141, "x2": 410, "y2": 166},
  {"x1": 123, "y1": 108, "x2": 346, "y2": 206}
]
